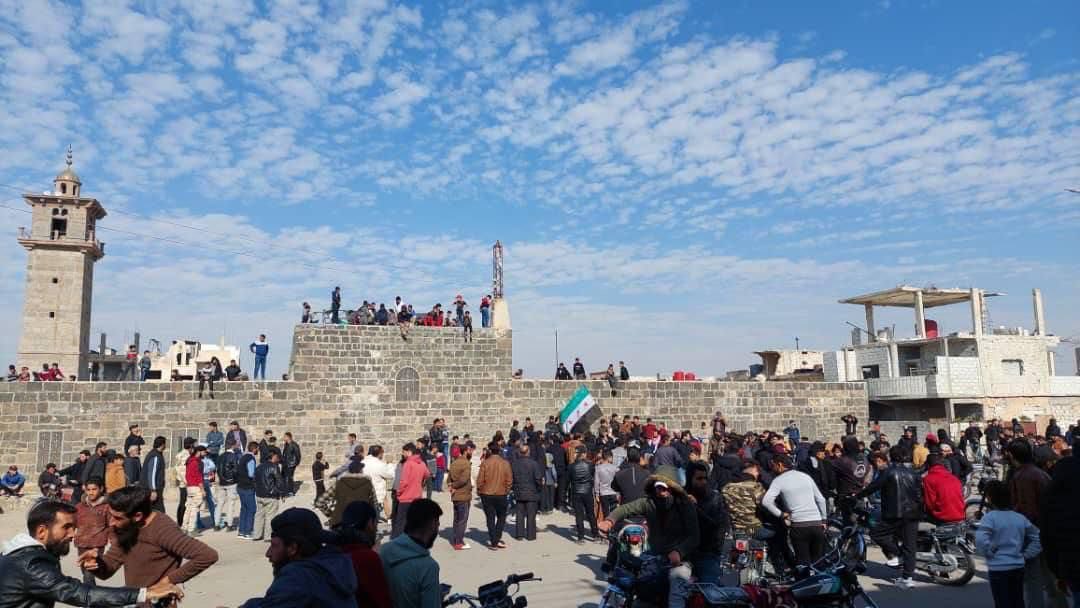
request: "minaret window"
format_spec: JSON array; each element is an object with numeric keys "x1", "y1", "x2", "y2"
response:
[
  {"x1": 51, "y1": 217, "x2": 67, "y2": 239},
  {"x1": 60, "y1": 183, "x2": 67, "y2": 194}
]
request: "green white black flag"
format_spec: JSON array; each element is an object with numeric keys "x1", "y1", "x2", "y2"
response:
[{"x1": 559, "y1": 385, "x2": 600, "y2": 434}]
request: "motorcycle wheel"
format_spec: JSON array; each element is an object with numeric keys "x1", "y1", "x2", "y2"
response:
[{"x1": 928, "y1": 543, "x2": 976, "y2": 586}]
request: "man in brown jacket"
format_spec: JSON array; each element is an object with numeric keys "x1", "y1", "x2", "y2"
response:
[
  {"x1": 1007, "y1": 439, "x2": 1067, "y2": 608},
  {"x1": 80, "y1": 486, "x2": 218, "y2": 590},
  {"x1": 319, "y1": 460, "x2": 377, "y2": 527},
  {"x1": 476, "y1": 442, "x2": 513, "y2": 550},
  {"x1": 74, "y1": 478, "x2": 110, "y2": 585},
  {"x1": 448, "y1": 441, "x2": 475, "y2": 550}
]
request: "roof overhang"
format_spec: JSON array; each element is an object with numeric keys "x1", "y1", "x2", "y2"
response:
[{"x1": 840, "y1": 286, "x2": 1003, "y2": 309}]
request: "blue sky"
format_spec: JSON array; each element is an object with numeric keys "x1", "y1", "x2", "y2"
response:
[{"x1": 1, "y1": 0, "x2": 1078, "y2": 379}]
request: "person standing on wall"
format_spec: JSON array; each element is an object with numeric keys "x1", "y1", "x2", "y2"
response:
[
  {"x1": 330, "y1": 286, "x2": 342, "y2": 324},
  {"x1": 249, "y1": 334, "x2": 269, "y2": 381}
]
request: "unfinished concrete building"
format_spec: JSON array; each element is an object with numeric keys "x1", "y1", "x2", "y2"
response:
[{"x1": 823, "y1": 286, "x2": 1080, "y2": 426}]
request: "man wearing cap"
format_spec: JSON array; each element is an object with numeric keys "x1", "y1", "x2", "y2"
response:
[
  {"x1": 599, "y1": 474, "x2": 699, "y2": 608},
  {"x1": 240, "y1": 508, "x2": 358, "y2": 607}
]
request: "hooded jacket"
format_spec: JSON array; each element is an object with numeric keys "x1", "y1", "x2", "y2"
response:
[
  {"x1": 922, "y1": 464, "x2": 965, "y2": 523},
  {"x1": 607, "y1": 475, "x2": 700, "y2": 561},
  {"x1": 325, "y1": 476, "x2": 377, "y2": 527},
  {"x1": 0, "y1": 534, "x2": 141, "y2": 608},
  {"x1": 240, "y1": 546, "x2": 357, "y2": 608},
  {"x1": 379, "y1": 534, "x2": 441, "y2": 608}
]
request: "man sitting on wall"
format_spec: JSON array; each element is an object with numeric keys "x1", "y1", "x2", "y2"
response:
[{"x1": 1, "y1": 465, "x2": 26, "y2": 497}]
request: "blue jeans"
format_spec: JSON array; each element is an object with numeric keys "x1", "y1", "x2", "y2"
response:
[
  {"x1": 481, "y1": 308, "x2": 490, "y2": 328},
  {"x1": 434, "y1": 470, "x2": 444, "y2": 492},
  {"x1": 140, "y1": 367, "x2": 150, "y2": 381},
  {"x1": 692, "y1": 554, "x2": 723, "y2": 584},
  {"x1": 197, "y1": 481, "x2": 216, "y2": 529},
  {"x1": 253, "y1": 356, "x2": 266, "y2": 380},
  {"x1": 237, "y1": 488, "x2": 256, "y2": 535}
]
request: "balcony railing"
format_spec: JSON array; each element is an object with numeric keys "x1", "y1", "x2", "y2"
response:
[
  {"x1": 1050, "y1": 376, "x2": 1080, "y2": 396},
  {"x1": 867, "y1": 375, "x2": 935, "y2": 399}
]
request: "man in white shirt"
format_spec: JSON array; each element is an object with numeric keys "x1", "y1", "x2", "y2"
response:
[
  {"x1": 362, "y1": 445, "x2": 397, "y2": 519},
  {"x1": 762, "y1": 453, "x2": 828, "y2": 568}
]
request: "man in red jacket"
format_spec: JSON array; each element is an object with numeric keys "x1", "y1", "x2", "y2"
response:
[
  {"x1": 392, "y1": 443, "x2": 430, "y2": 539},
  {"x1": 922, "y1": 454, "x2": 965, "y2": 524}
]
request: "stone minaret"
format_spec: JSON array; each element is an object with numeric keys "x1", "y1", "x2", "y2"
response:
[{"x1": 16, "y1": 147, "x2": 106, "y2": 380}]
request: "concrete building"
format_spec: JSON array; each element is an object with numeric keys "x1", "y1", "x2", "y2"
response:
[
  {"x1": 823, "y1": 285, "x2": 1080, "y2": 424},
  {"x1": 754, "y1": 349, "x2": 824, "y2": 378},
  {"x1": 15, "y1": 148, "x2": 105, "y2": 380}
]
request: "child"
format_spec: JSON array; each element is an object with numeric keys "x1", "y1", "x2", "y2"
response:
[
  {"x1": 434, "y1": 449, "x2": 446, "y2": 492},
  {"x1": 975, "y1": 480, "x2": 1041, "y2": 608},
  {"x1": 312, "y1": 452, "x2": 328, "y2": 500}
]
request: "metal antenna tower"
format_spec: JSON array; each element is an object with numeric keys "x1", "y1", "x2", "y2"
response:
[{"x1": 492, "y1": 240, "x2": 504, "y2": 298}]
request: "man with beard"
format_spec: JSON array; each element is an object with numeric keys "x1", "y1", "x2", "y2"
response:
[
  {"x1": 240, "y1": 508, "x2": 358, "y2": 608},
  {"x1": 0, "y1": 499, "x2": 181, "y2": 607},
  {"x1": 600, "y1": 475, "x2": 700, "y2": 608},
  {"x1": 381, "y1": 498, "x2": 443, "y2": 608},
  {"x1": 686, "y1": 461, "x2": 727, "y2": 585},
  {"x1": 79, "y1": 486, "x2": 218, "y2": 592}
]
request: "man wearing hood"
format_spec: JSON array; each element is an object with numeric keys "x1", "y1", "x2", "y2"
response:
[
  {"x1": 0, "y1": 499, "x2": 180, "y2": 607},
  {"x1": 241, "y1": 508, "x2": 358, "y2": 608},
  {"x1": 599, "y1": 475, "x2": 699, "y2": 608},
  {"x1": 381, "y1": 498, "x2": 443, "y2": 608},
  {"x1": 320, "y1": 460, "x2": 377, "y2": 528}
]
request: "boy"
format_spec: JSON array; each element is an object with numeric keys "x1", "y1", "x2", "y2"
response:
[
  {"x1": 312, "y1": 452, "x2": 329, "y2": 500},
  {"x1": 975, "y1": 480, "x2": 1041, "y2": 608}
]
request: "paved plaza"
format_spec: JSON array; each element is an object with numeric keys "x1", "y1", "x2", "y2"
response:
[{"x1": 0, "y1": 486, "x2": 996, "y2": 608}]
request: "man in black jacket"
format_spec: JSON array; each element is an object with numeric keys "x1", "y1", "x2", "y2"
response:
[
  {"x1": 798, "y1": 441, "x2": 837, "y2": 501},
  {"x1": 854, "y1": 445, "x2": 923, "y2": 588},
  {"x1": 80, "y1": 443, "x2": 109, "y2": 490},
  {"x1": 549, "y1": 439, "x2": 569, "y2": 512},
  {"x1": 686, "y1": 461, "x2": 726, "y2": 585},
  {"x1": 138, "y1": 437, "x2": 167, "y2": 513},
  {"x1": 568, "y1": 447, "x2": 597, "y2": 542},
  {"x1": 612, "y1": 446, "x2": 650, "y2": 503},
  {"x1": 511, "y1": 444, "x2": 543, "y2": 541},
  {"x1": 252, "y1": 451, "x2": 285, "y2": 542},
  {"x1": 0, "y1": 500, "x2": 179, "y2": 608},
  {"x1": 59, "y1": 451, "x2": 90, "y2": 503},
  {"x1": 281, "y1": 433, "x2": 301, "y2": 496}
]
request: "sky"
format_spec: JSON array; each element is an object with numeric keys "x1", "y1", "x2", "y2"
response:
[{"x1": 0, "y1": 0, "x2": 1078, "y2": 380}]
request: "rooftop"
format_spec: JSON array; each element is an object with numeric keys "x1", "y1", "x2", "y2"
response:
[{"x1": 840, "y1": 285, "x2": 1003, "y2": 309}]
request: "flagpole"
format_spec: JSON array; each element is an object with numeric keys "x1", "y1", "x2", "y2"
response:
[{"x1": 554, "y1": 328, "x2": 559, "y2": 372}]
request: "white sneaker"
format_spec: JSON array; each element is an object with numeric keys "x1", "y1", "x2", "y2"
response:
[
  {"x1": 885, "y1": 557, "x2": 901, "y2": 567},
  {"x1": 460, "y1": 542, "x2": 472, "y2": 550},
  {"x1": 893, "y1": 577, "x2": 915, "y2": 589}
]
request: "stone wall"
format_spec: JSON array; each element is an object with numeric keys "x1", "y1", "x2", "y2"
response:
[{"x1": 0, "y1": 324, "x2": 868, "y2": 482}]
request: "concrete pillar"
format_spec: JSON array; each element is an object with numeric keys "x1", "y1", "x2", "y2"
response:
[
  {"x1": 914, "y1": 290, "x2": 926, "y2": 338},
  {"x1": 864, "y1": 304, "x2": 876, "y2": 342},
  {"x1": 888, "y1": 342, "x2": 900, "y2": 378},
  {"x1": 1032, "y1": 288, "x2": 1046, "y2": 336},
  {"x1": 970, "y1": 288, "x2": 983, "y2": 337},
  {"x1": 492, "y1": 297, "x2": 512, "y2": 330}
]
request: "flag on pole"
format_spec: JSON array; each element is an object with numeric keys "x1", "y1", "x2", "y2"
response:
[{"x1": 559, "y1": 385, "x2": 601, "y2": 434}]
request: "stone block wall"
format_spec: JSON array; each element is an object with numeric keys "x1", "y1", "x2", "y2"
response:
[{"x1": 0, "y1": 324, "x2": 868, "y2": 483}]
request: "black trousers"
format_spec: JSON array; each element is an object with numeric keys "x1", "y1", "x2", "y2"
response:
[
  {"x1": 314, "y1": 480, "x2": 326, "y2": 500},
  {"x1": 176, "y1": 487, "x2": 188, "y2": 524},
  {"x1": 198, "y1": 376, "x2": 214, "y2": 396},
  {"x1": 789, "y1": 525, "x2": 827, "y2": 567},
  {"x1": 481, "y1": 495, "x2": 508, "y2": 546},
  {"x1": 871, "y1": 518, "x2": 918, "y2": 577},
  {"x1": 283, "y1": 467, "x2": 295, "y2": 494},
  {"x1": 989, "y1": 567, "x2": 1025, "y2": 608},
  {"x1": 572, "y1": 493, "x2": 597, "y2": 540},
  {"x1": 452, "y1": 501, "x2": 470, "y2": 546},
  {"x1": 150, "y1": 490, "x2": 165, "y2": 513},
  {"x1": 599, "y1": 494, "x2": 618, "y2": 519},
  {"x1": 391, "y1": 501, "x2": 411, "y2": 539},
  {"x1": 555, "y1": 471, "x2": 569, "y2": 510},
  {"x1": 515, "y1": 500, "x2": 538, "y2": 540},
  {"x1": 541, "y1": 484, "x2": 555, "y2": 512}
]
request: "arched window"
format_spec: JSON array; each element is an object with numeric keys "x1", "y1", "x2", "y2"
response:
[{"x1": 396, "y1": 367, "x2": 420, "y2": 401}]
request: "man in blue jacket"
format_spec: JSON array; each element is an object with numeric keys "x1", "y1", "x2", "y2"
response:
[{"x1": 249, "y1": 335, "x2": 269, "y2": 381}]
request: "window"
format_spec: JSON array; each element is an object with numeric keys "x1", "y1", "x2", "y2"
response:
[
  {"x1": 60, "y1": 183, "x2": 67, "y2": 194},
  {"x1": 1001, "y1": 359, "x2": 1024, "y2": 376},
  {"x1": 51, "y1": 277, "x2": 58, "y2": 284},
  {"x1": 48, "y1": 312, "x2": 55, "y2": 318},
  {"x1": 395, "y1": 367, "x2": 420, "y2": 401},
  {"x1": 51, "y1": 217, "x2": 67, "y2": 238},
  {"x1": 861, "y1": 365, "x2": 880, "y2": 379}
]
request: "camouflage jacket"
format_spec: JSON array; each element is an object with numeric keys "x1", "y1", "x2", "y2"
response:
[{"x1": 721, "y1": 478, "x2": 765, "y2": 532}]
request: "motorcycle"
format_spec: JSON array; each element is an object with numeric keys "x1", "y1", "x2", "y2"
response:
[
  {"x1": 833, "y1": 501, "x2": 975, "y2": 587},
  {"x1": 599, "y1": 523, "x2": 752, "y2": 608},
  {"x1": 726, "y1": 530, "x2": 777, "y2": 585},
  {"x1": 442, "y1": 572, "x2": 539, "y2": 608},
  {"x1": 787, "y1": 511, "x2": 879, "y2": 608}
]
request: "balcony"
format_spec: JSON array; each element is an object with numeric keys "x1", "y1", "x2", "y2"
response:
[
  {"x1": 17, "y1": 227, "x2": 105, "y2": 259},
  {"x1": 866, "y1": 356, "x2": 982, "y2": 399},
  {"x1": 1050, "y1": 376, "x2": 1080, "y2": 396}
]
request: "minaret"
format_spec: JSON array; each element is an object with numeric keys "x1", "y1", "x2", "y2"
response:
[{"x1": 16, "y1": 147, "x2": 106, "y2": 380}]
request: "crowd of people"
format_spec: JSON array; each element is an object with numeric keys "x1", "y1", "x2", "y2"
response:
[
  {"x1": 302, "y1": 289, "x2": 495, "y2": 341},
  {"x1": 4, "y1": 411, "x2": 1080, "y2": 608},
  {"x1": 6, "y1": 362, "x2": 70, "y2": 382}
]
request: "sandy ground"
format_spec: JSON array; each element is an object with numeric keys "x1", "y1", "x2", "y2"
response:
[{"x1": 0, "y1": 488, "x2": 996, "y2": 607}]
